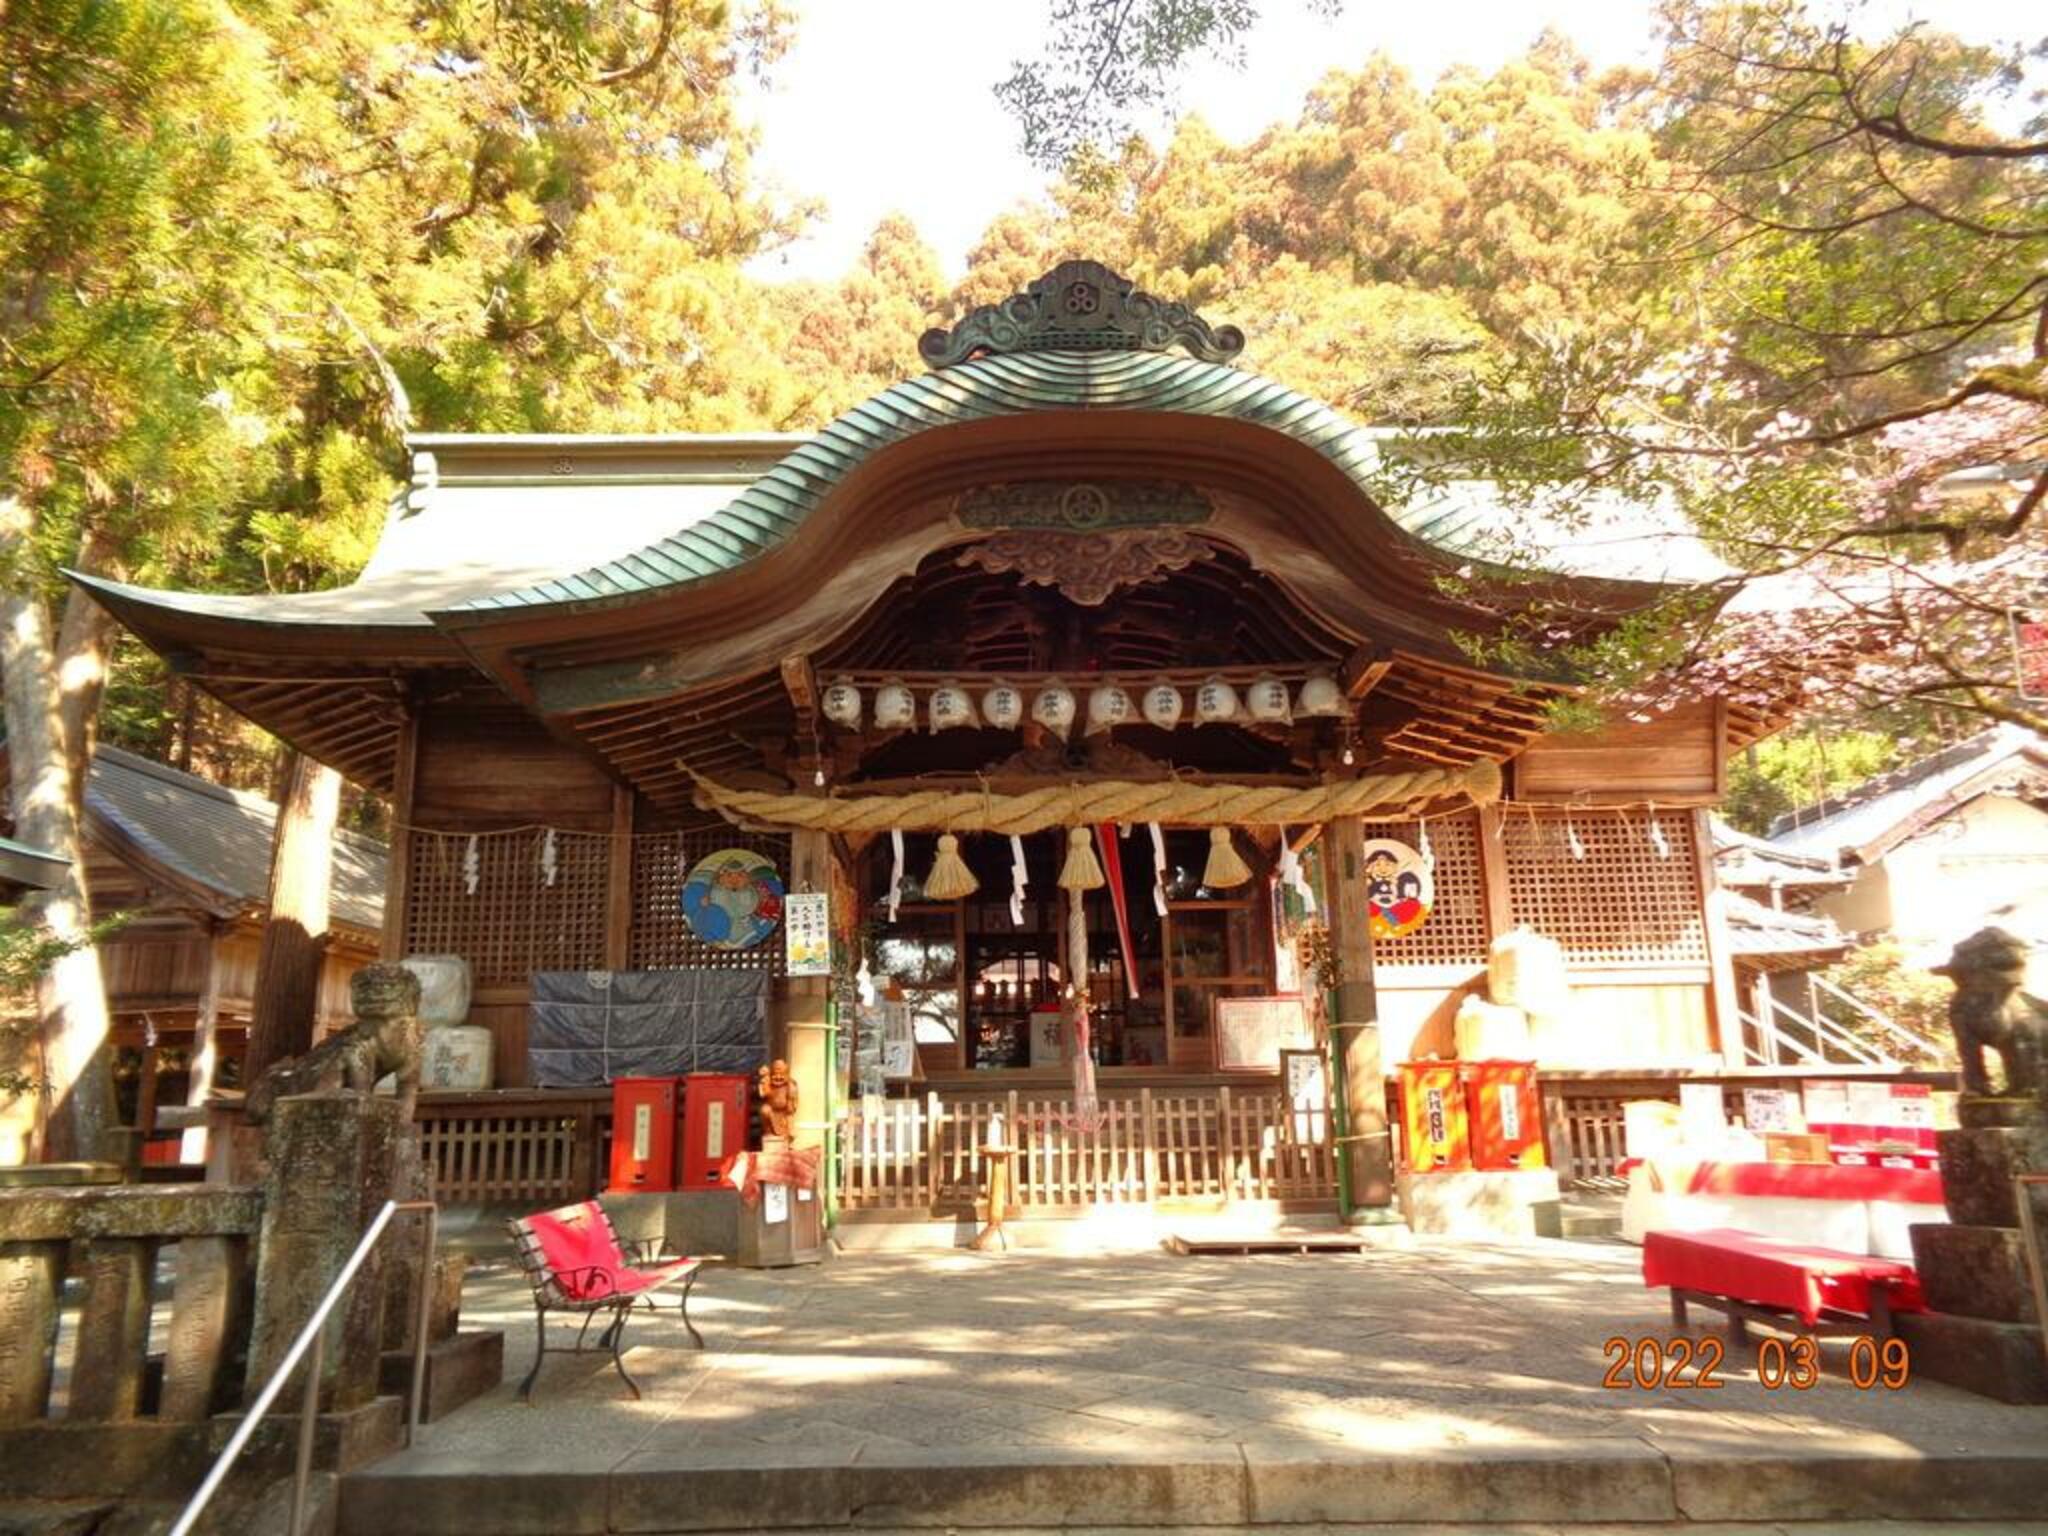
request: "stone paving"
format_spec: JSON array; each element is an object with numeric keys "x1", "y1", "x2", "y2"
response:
[{"x1": 412, "y1": 1236, "x2": 2048, "y2": 1461}]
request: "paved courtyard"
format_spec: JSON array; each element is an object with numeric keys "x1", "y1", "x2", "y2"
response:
[
  {"x1": 416, "y1": 1236, "x2": 2048, "y2": 1457},
  {"x1": 340, "y1": 1235, "x2": 2048, "y2": 1532}
]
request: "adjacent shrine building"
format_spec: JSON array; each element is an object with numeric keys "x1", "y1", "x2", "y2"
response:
[{"x1": 78, "y1": 263, "x2": 1773, "y2": 1213}]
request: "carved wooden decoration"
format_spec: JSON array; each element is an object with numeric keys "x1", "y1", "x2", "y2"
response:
[
  {"x1": 919, "y1": 260, "x2": 1246, "y2": 367},
  {"x1": 956, "y1": 529, "x2": 1213, "y2": 607},
  {"x1": 956, "y1": 480, "x2": 1213, "y2": 532}
]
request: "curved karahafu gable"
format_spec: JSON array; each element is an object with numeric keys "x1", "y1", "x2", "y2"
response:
[{"x1": 66, "y1": 263, "x2": 1735, "y2": 798}]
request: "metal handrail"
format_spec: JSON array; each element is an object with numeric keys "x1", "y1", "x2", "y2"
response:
[
  {"x1": 1811, "y1": 973, "x2": 1946, "y2": 1059},
  {"x1": 168, "y1": 1198, "x2": 439, "y2": 1536},
  {"x1": 1763, "y1": 990, "x2": 1890, "y2": 1065}
]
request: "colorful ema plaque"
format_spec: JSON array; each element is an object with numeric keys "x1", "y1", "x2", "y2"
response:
[
  {"x1": 679, "y1": 848, "x2": 785, "y2": 949},
  {"x1": 1361, "y1": 837, "x2": 1433, "y2": 939}
]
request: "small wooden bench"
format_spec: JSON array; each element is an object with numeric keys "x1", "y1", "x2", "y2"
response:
[{"x1": 1642, "y1": 1226, "x2": 1926, "y2": 1343}]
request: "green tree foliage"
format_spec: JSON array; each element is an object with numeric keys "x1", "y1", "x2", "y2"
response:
[
  {"x1": 783, "y1": 214, "x2": 948, "y2": 421},
  {"x1": 1722, "y1": 728, "x2": 1901, "y2": 834}
]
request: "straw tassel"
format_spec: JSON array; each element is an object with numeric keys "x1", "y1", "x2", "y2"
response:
[
  {"x1": 923, "y1": 832, "x2": 979, "y2": 900},
  {"x1": 1058, "y1": 826, "x2": 1105, "y2": 891},
  {"x1": 1203, "y1": 826, "x2": 1252, "y2": 888}
]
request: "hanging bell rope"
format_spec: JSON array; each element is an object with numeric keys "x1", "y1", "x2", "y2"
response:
[
  {"x1": 923, "y1": 832, "x2": 980, "y2": 900},
  {"x1": 1203, "y1": 827, "x2": 1252, "y2": 888},
  {"x1": 1058, "y1": 826, "x2": 1105, "y2": 891},
  {"x1": 685, "y1": 760, "x2": 1502, "y2": 835}
]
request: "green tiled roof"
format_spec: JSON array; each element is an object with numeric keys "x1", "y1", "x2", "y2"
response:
[{"x1": 451, "y1": 350, "x2": 1417, "y2": 615}]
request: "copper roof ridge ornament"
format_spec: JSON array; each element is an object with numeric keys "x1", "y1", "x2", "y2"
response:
[{"x1": 918, "y1": 259, "x2": 1246, "y2": 368}]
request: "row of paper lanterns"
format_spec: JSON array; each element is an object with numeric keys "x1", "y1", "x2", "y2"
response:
[{"x1": 820, "y1": 672, "x2": 1350, "y2": 736}]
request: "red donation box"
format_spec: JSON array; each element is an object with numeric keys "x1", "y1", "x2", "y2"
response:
[
  {"x1": 1399, "y1": 1062, "x2": 1470, "y2": 1171},
  {"x1": 681, "y1": 1073, "x2": 751, "y2": 1188},
  {"x1": 1463, "y1": 1060, "x2": 1546, "y2": 1171},
  {"x1": 609, "y1": 1077, "x2": 680, "y2": 1192}
]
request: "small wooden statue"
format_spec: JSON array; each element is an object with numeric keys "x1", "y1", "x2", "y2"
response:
[{"x1": 757, "y1": 1057, "x2": 798, "y2": 1142}]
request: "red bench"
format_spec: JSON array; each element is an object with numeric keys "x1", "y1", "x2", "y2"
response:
[
  {"x1": 507, "y1": 1199, "x2": 703, "y2": 1401},
  {"x1": 1643, "y1": 1226, "x2": 1927, "y2": 1342}
]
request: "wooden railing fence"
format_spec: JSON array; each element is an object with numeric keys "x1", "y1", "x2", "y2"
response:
[
  {"x1": 416, "y1": 1090, "x2": 611, "y2": 1207},
  {"x1": 840, "y1": 1084, "x2": 1335, "y2": 1213}
]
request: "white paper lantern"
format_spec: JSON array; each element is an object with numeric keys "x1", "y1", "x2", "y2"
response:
[
  {"x1": 1246, "y1": 674, "x2": 1293, "y2": 723},
  {"x1": 1032, "y1": 680, "x2": 1076, "y2": 739},
  {"x1": 1085, "y1": 682, "x2": 1134, "y2": 735},
  {"x1": 1141, "y1": 682, "x2": 1184, "y2": 729},
  {"x1": 929, "y1": 679, "x2": 977, "y2": 731},
  {"x1": 821, "y1": 677, "x2": 862, "y2": 728},
  {"x1": 1297, "y1": 671, "x2": 1346, "y2": 719},
  {"x1": 982, "y1": 679, "x2": 1024, "y2": 730},
  {"x1": 874, "y1": 678, "x2": 916, "y2": 731},
  {"x1": 1195, "y1": 675, "x2": 1240, "y2": 723}
]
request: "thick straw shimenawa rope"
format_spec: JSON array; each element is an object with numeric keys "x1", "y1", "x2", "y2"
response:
[{"x1": 685, "y1": 760, "x2": 1502, "y2": 834}]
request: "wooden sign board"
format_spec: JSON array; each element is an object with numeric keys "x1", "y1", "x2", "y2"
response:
[
  {"x1": 1280, "y1": 1048, "x2": 1329, "y2": 1144},
  {"x1": 1215, "y1": 994, "x2": 1309, "y2": 1072}
]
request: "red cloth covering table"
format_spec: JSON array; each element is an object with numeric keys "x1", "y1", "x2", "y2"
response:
[
  {"x1": 1643, "y1": 1226, "x2": 1927, "y2": 1329},
  {"x1": 1671, "y1": 1160, "x2": 1943, "y2": 1204},
  {"x1": 724, "y1": 1142, "x2": 822, "y2": 1205}
]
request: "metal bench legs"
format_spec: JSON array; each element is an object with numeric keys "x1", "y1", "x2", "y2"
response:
[{"x1": 518, "y1": 1297, "x2": 644, "y2": 1403}]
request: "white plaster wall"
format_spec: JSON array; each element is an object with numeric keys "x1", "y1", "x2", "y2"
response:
[{"x1": 1829, "y1": 795, "x2": 2048, "y2": 969}]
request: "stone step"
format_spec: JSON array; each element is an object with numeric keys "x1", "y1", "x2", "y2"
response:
[
  {"x1": 337, "y1": 1439, "x2": 2048, "y2": 1534},
  {"x1": 378, "y1": 1330, "x2": 506, "y2": 1423}
]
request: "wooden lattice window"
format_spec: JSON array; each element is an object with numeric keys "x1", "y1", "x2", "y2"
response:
[
  {"x1": 628, "y1": 828, "x2": 791, "y2": 974},
  {"x1": 1359, "y1": 812, "x2": 1492, "y2": 968},
  {"x1": 402, "y1": 828, "x2": 610, "y2": 987},
  {"x1": 1501, "y1": 810, "x2": 1706, "y2": 966}
]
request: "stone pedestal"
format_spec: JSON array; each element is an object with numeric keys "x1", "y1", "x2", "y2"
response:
[
  {"x1": 1911, "y1": 1224, "x2": 2040, "y2": 1324},
  {"x1": 1935, "y1": 1124, "x2": 2048, "y2": 1227},
  {"x1": 1396, "y1": 1167, "x2": 1561, "y2": 1239},
  {"x1": 247, "y1": 1094, "x2": 406, "y2": 1411},
  {"x1": 1902, "y1": 1105, "x2": 2048, "y2": 1403}
]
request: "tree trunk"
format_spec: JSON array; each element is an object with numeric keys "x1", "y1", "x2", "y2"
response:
[
  {"x1": 243, "y1": 750, "x2": 341, "y2": 1082},
  {"x1": 0, "y1": 495, "x2": 118, "y2": 1162}
]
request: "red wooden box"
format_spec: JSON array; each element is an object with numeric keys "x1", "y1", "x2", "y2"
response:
[
  {"x1": 681, "y1": 1073, "x2": 751, "y2": 1189},
  {"x1": 608, "y1": 1076, "x2": 681, "y2": 1192},
  {"x1": 1463, "y1": 1060, "x2": 1545, "y2": 1171}
]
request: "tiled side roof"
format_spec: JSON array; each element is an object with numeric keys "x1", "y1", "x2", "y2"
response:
[
  {"x1": 87, "y1": 748, "x2": 385, "y2": 931},
  {"x1": 1769, "y1": 726, "x2": 2048, "y2": 857}
]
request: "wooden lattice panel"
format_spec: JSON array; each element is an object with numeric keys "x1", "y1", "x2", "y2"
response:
[
  {"x1": 1360, "y1": 812, "x2": 1491, "y2": 968},
  {"x1": 1500, "y1": 810, "x2": 1706, "y2": 966},
  {"x1": 628, "y1": 828, "x2": 792, "y2": 973},
  {"x1": 403, "y1": 828, "x2": 610, "y2": 987}
]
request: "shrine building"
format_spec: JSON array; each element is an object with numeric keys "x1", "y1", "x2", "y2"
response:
[{"x1": 77, "y1": 262, "x2": 1780, "y2": 1218}]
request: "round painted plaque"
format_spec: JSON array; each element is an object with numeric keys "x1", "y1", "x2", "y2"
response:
[
  {"x1": 679, "y1": 848, "x2": 785, "y2": 949},
  {"x1": 1360, "y1": 838, "x2": 1434, "y2": 940}
]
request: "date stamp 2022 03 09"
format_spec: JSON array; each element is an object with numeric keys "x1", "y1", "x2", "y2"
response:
[{"x1": 1602, "y1": 1334, "x2": 1912, "y2": 1391}]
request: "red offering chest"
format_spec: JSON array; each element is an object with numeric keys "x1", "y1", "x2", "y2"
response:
[
  {"x1": 681, "y1": 1072, "x2": 751, "y2": 1188},
  {"x1": 609, "y1": 1077, "x2": 681, "y2": 1192},
  {"x1": 1464, "y1": 1060, "x2": 1546, "y2": 1170},
  {"x1": 1400, "y1": 1062, "x2": 1470, "y2": 1170}
]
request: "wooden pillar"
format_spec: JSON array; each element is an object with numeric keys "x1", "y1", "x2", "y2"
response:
[
  {"x1": 1693, "y1": 807, "x2": 1746, "y2": 1068},
  {"x1": 785, "y1": 829, "x2": 833, "y2": 1152},
  {"x1": 604, "y1": 784, "x2": 634, "y2": 971},
  {"x1": 1324, "y1": 816, "x2": 1394, "y2": 1212},
  {"x1": 379, "y1": 708, "x2": 418, "y2": 962},
  {"x1": 1476, "y1": 805, "x2": 1512, "y2": 942},
  {"x1": 179, "y1": 929, "x2": 225, "y2": 1164}
]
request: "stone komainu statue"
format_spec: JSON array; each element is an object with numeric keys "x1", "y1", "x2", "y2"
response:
[
  {"x1": 1934, "y1": 927, "x2": 2048, "y2": 1103},
  {"x1": 246, "y1": 962, "x2": 425, "y2": 1124}
]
